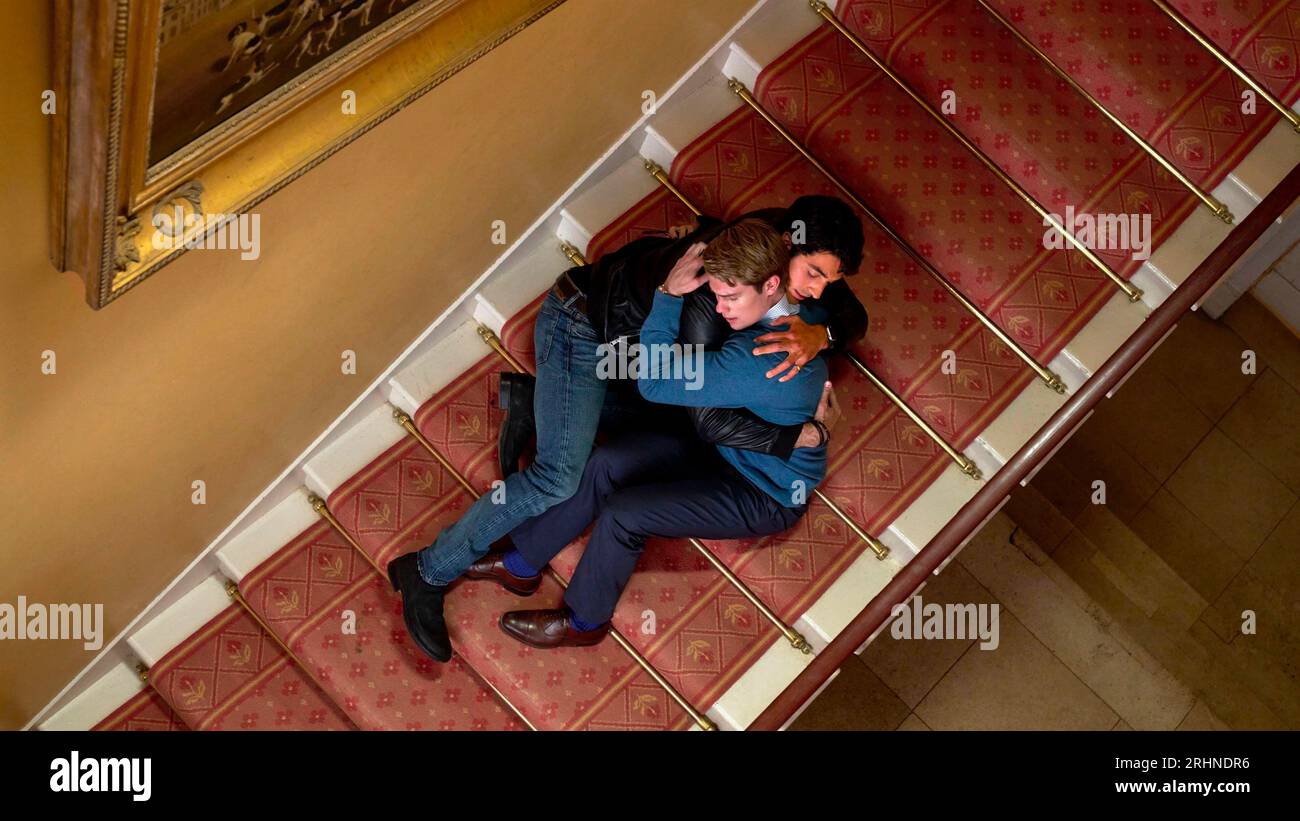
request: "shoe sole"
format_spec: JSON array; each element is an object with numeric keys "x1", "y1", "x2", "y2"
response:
[{"x1": 405, "y1": 610, "x2": 452, "y2": 663}]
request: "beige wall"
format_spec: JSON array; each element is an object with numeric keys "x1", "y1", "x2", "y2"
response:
[{"x1": 0, "y1": 0, "x2": 753, "y2": 729}]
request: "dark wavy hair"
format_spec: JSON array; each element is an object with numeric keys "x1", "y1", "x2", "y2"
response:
[{"x1": 781, "y1": 195, "x2": 865, "y2": 276}]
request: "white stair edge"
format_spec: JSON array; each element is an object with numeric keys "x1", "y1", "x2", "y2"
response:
[
  {"x1": 478, "y1": 228, "x2": 574, "y2": 318},
  {"x1": 884, "y1": 462, "x2": 984, "y2": 556},
  {"x1": 39, "y1": 661, "x2": 146, "y2": 731},
  {"x1": 708, "y1": 637, "x2": 813, "y2": 730},
  {"x1": 973, "y1": 379, "x2": 1070, "y2": 467},
  {"x1": 388, "y1": 321, "x2": 495, "y2": 416},
  {"x1": 126, "y1": 574, "x2": 232, "y2": 668},
  {"x1": 1228, "y1": 117, "x2": 1300, "y2": 204},
  {"x1": 214, "y1": 488, "x2": 319, "y2": 584},
  {"x1": 796, "y1": 548, "x2": 903, "y2": 647},
  {"x1": 963, "y1": 437, "x2": 1003, "y2": 481},
  {"x1": 1131, "y1": 262, "x2": 1175, "y2": 310},
  {"x1": 728, "y1": 0, "x2": 829, "y2": 69},
  {"x1": 724, "y1": 43, "x2": 762, "y2": 91},
  {"x1": 1048, "y1": 348, "x2": 1090, "y2": 395},
  {"x1": 639, "y1": 73, "x2": 741, "y2": 164},
  {"x1": 640, "y1": 127, "x2": 678, "y2": 172},
  {"x1": 471, "y1": 296, "x2": 508, "y2": 339},
  {"x1": 302, "y1": 403, "x2": 407, "y2": 499},
  {"x1": 1057, "y1": 290, "x2": 1149, "y2": 378},
  {"x1": 557, "y1": 208, "x2": 593, "y2": 257},
  {"x1": 560, "y1": 155, "x2": 660, "y2": 243}
]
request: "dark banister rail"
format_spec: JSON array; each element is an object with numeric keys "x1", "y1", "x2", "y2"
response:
[{"x1": 750, "y1": 162, "x2": 1300, "y2": 731}]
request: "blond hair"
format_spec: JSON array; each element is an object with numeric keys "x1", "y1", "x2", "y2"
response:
[{"x1": 702, "y1": 219, "x2": 788, "y2": 289}]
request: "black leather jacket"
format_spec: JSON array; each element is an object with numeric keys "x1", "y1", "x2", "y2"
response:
[{"x1": 571, "y1": 208, "x2": 869, "y2": 460}]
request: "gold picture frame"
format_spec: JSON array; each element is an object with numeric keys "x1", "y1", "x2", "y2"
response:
[{"x1": 50, "y1": 0, "x2": 564, "y2": 309}]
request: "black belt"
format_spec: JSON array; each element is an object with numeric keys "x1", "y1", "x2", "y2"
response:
[{"x1": 550, "y1": 269, "x2": 587, "y2": 314}]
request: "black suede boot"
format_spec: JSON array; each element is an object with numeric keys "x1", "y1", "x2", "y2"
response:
[
  {"x1": 497, "y1": 372, "x2": 536, "y2": 478},
  {"x1": 386, "y1": 552, "x2": 452, "y2": 663}
]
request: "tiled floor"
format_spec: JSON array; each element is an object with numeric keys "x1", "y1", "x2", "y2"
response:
[{"x1": 792, "y1": 295, "x2": 1300, "y2": 730}]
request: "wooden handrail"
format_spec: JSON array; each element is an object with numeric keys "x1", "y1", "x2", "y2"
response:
[{"x1": 749, "y1": 162, "x2": 1300, "y2": 730}]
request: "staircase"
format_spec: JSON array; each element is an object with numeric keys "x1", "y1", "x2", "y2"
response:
[{"x1": 35, "y1": 0, "x2": 1300, "y2": 731}]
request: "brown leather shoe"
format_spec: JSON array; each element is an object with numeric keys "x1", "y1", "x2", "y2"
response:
[
  {"x1": 499, "y1": 608, "x2": 609, "y2": 649},
  {"x1": 464, "y1": 548, "x2": 542, "y2": 596}
]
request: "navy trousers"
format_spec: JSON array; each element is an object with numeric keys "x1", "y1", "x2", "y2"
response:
[{"x1": 509, "y1": 430, "x2": 806, "y2": 625}]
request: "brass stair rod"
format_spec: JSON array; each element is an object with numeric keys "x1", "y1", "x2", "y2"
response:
[
  {"x1": 811, "y1": 0, "x2": 1143, "y2": 303},
  {"x1": 844, "y1": 351, "x2": 983, "y2": 480},
  {"x1": 563, "y1": 238, "x2": 894, "y2": 558},
  {"x1": 645, "y1": 159, "x2": 703, "y2": 217},
  {"x1": 225, "y1": 581, "x2": 317, "y2": 680},
  {"x1": 1149, "y1": 0, "x2": 1300, "y2": 133},
  {"x1": 687, "y1": 536, "x2": 812, "y2": 651},
  {"x1": 728, "y1": 77, "x2": 1068, "y2": 394},
  {"x1": 644, "y1": 160, "x2": 982, "y2": 485},
  {"x1": 309, "y1": 493, "x2": 386, "y2": 577},
  {"x1": 560, "y1": 240, "x2": 586, "y2": 267},
  {"x1": 974, "y1": 0, "x2": 1233, "y2": 223},
  {"x1": 308, "y1": 491, "x2": 536, "y2": 730},
  {"x1": 393, "y1": 408, "x2": 717, "y2": 731},
  {"x1": 466, "y1": 325, "x2": 815, "y2": 650},
  {"x1": 223, "y1": 580, "x2": 365, "y2": 727}
]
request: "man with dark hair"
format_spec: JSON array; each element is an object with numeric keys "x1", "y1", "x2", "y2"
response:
[{"x1": 388, "y1": 196, "x2": 867, "y2": 664}]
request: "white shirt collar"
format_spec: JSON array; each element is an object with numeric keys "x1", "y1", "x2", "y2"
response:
[{"x1": 762, "y1": 292, "x2": 800, "y2": 323}]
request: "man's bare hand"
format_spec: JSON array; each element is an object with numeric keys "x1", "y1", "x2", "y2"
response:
[
  {"x1": 815, "y1": 380, "x2": 840, "y2": 432},
  {"x1": 661, "y1": 241, "x2": 709, "y2": 296},
  {"x1": 794, "y1": 382, "x2": 839, "y2": 449},
  {"x1": 667, "y1": 220, "x2": 698, "y2": 239},
  {"x1": 752, "y1": 315, "x2": 830, "y2": 382}
]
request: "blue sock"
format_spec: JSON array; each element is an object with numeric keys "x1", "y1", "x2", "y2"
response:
[
  {"x1": 502, "y1": 549, "x2": 540, "y2": 579},
  {"x1": 569, "y1": 609, "x2": 605, "y2": 633}
]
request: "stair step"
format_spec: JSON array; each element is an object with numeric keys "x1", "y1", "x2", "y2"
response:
[
  {"x1": 546, "y1": 537, "x2": 794, "y2": 723},
  {"x1": 584, "y1": 188, "x2": 696, "y2": 263},
  {"x1": 236, "y1": 521, "x2": 524, "y2": 730},
  {"x1": 390, "y1": 322, "x2": 496, "y2": 416},
  {"x1": 144, "y1": 598, "x2": 354, "y2": 731},
  {"x1": 94, "y1": 687, "x2": 188, "y2": 732},
  {"x1": 41, "y1": 660, "x2": 184, "y2": 732},
  {"x1": 559, "y1": 155, "x2": 661, "y2": 255},
  {"x1": 304, "y1": 403, "x2": 408, "y2": 500},
  {"x1": 974, "y1": 0, "x2": 1288, "y2": 195}
]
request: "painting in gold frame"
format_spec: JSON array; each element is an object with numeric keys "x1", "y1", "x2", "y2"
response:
[{"x1": 50, "y1": 0, "x2": 565, "y2": 309}]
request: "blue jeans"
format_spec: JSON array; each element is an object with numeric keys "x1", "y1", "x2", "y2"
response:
[{"x1": 417, "y1": 291, "x2": 644, "y2": 585}]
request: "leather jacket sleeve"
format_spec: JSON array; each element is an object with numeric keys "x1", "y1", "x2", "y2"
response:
[
  {"x1": 677, "y1": 290, "x2": 802, "y2": 460},
  {"x1": 804, "y1": 278, "x2": 869, "y2": 352}
]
